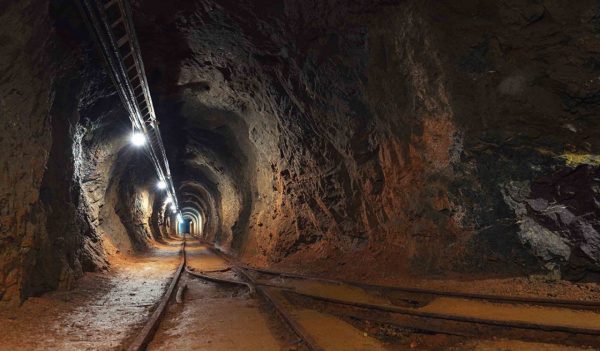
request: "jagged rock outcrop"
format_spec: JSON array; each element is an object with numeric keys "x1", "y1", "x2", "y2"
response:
[{"x1": 134, "y1": 0, "x2": 600, "y2": 280}]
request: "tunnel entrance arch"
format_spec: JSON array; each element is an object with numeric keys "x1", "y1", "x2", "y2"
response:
[
  {"x1": 178, "y1": 219, "x2": 191, "y2": 234},
  {"x1": 182, "y1": 206, "x2": 204, "y2": 237}
]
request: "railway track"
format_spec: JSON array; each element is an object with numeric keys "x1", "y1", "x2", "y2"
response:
[
  {"x1": 206, "y1": 245, "x2": 600, "y2": 348},
  {"x1": 125, "y1": 239, "x2": 600, "y2": 350},
  {"x1": 243, "y1": 264, "x2": 600, "y2": 311},
  {"x1": 126, "y1": 240, "x2": 186, "y2": 351},
  {"x1": 203, "y1": 243, "x2": 600, "y2": 310},
  {"x1": 124, "y1": 238, "x2": 321, "y2": 351}
]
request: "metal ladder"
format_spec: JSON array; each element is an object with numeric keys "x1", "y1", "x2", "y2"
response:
[{"x1": 80, "y1": 0, "x2": 180, "y2": 213}]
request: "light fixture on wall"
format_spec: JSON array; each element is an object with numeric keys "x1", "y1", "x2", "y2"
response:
[
  {"x1": 130, "y1": 131, "x2": 146, "y2": 146},
  {"x1": 157, "y1": 180, "x2": 167, "y2": 190}
]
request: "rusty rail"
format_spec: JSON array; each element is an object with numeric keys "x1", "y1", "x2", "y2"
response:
[
  {"x1": 191, "y1": 245, "x2": 324, "y2": 351},
  {"x1": 126, "y1": 240, "x2": 186, "y2": 351},
  {"x1": 205, "y1": 245, "x2": 600, "y2": 346},
  {"x1": 209, "y1": 245, "x2": 600, "y2": 311}
]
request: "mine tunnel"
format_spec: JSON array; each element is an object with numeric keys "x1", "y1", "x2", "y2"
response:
[{"x1": 1, "y1": 0, "x2": 600, "y2": 350}]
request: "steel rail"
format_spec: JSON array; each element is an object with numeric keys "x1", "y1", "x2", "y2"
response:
[
  {"x1": 189, "y1": 262, "x2": 600, "y2": 337},
  {"x1": 231, "y1": 258, "x2": 324, "y2": 351},
  {"x1": 203, "y1": 245, "x2": 600, "y2": 311},
  {"x1": 257, "y1": 286, "x2": 325, "y2": 351},
  {"x1": 286, "y1": 289, "x2": 600, "y2": 336},
  {"x1": 127, "y1": 240, "x2": 186, "y2": 351},
  {"x1": 204, "y1": 245, "x2": 600, "y2": 343},
  {"x1": 80, "y1": 0, "x2": 180, "y2": 213},
  {"x1": 287, "y1": 293, "x2": 600, "y2": 347},
  {"x1": 242, "y1": 266, "x2": 600, "y2": 311},
  {"x1": 185, "y1": 243, "x2": 323, "y2": 351},
  {"x1": 185, "y1": 266, "x2": 253, "y2": 289}
]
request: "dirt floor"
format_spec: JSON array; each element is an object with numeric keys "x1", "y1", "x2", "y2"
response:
[
  {"x1": 147, "y1": 241, "x2": 301, "y2": 351},
  {"x1": 0, "y1": 239, "x2": 182, "y2": 351},
  {"x1": 170, "y1": 241, "x2": 600, "y2": 351},
  {"x1": 1, "y1": 238, "x2": 598, "y2": 350}
]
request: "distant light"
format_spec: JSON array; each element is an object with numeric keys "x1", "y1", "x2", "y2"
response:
[
  {"x1": 130, "y1": 132, "x2": 146, "y2": 146},
  {"x1": 170, "y1": 204, "x2": 176, "y2": 212},
  {"x1": 164, "y1": 196, "x2": 173, "y2": 204},
  {"x1": 157, "y1": 180, "x2": 167, "y2": 190}
]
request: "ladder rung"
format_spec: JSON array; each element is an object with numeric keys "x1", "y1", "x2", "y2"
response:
[
  {"x1": 130, "y1": 75, "x2": 140, "y2": 87},
  {"x1": 123, "y1": 55, "x2": 135, "y2": 68},
  {"x1": 110, "y1": 18, "x2": 124, "y2": 28},
  {"x1": 127, "y1": 69, "x2": 138, "y2": 81},
  {"x1": 117, "y1": 35, "x2": 129, "y2": 48}
]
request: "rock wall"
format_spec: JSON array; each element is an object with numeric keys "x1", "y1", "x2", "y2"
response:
[
  {"x1": 0, "y1": 0, "x2": 171, "y2": 303},
  {"x1": 116, "y1": 160, "x2": 161, "y2": 250},
  {"x1": 0, "y1": 0, "x2": 57, "y2": 302},
  {"x1": 134, "y1": 0, "x2": 600, "y2": 281},
  {"x1": 422, "y1": 0, "x2": 600, "y2": 280},
  {"x1": 0, "y1": 0, "x2": 113, "y2": 303}
]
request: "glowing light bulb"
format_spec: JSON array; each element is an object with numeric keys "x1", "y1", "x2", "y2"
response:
[
  {"x1": 164, "y1": 196, "x2": 173, "y2": 204},
  {"x1": 157, "y1": 180, "x2": 167, "y2": 190},
  {"x1": 130, "y1": 132, "x2": 146, "y2": 146}
]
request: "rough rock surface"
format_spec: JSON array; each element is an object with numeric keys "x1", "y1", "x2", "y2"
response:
[
  {"x1": 3, "y1": 0, "x2": 600, "y2": 303},
  {"x1": 133, "y1": 0, "x2": 600, "y2": 280},
  {"x1": 0, "y1": 0, "x2": 56, "y2": 302},
  {"x1": 0, "y1": 0, "x2": 112, "y2": 302},
  {"x1": 0, "y1": 0, "x2": 171, "y2": 303}
]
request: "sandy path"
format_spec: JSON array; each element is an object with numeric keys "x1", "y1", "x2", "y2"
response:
[{"x1": 0, "y1": 241, "x2": 182, "y2": 351}]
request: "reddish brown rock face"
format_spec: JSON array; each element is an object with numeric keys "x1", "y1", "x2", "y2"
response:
[
  {"x1": 131, "y1": 0, "x2": 600, "y2": 279},
  {"x1": 2, "y1": 0, "x2": 600, "y2": 303}
]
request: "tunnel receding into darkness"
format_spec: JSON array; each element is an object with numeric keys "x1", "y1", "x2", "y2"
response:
[{"x1": 1, "y1": 0, "x2": 600, "y2": 349}]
